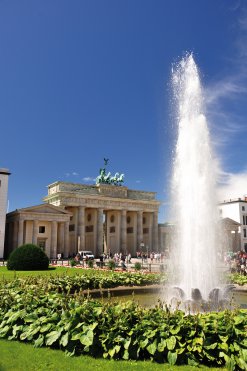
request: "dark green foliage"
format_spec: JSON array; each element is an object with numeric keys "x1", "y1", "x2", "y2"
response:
[
  {"x1": 134, "y1": 262, "x2": 142, "y2": 271},
  {"x1": 0, "y1": 278, "x2": 246, "y2": 370},
  {"x1": 86, "y1": 260, "x2": 94, "y2": 269},
  {"x1": 107, "y1": 260, "x2": 116, "y2": 270},
  {"x1": 7, "y1": 244, "x2": 49, "y2": 271},
  {"x1": 70, "y1": 259, "x2": 77, "y2": 267}
]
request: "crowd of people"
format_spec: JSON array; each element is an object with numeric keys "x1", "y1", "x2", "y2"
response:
[
  {"x1": 225, "y1": 251, "x2": 247, "y2": 275},
  {"x1": 136, "y1": 251, "x2": 165, "y2": 263}
]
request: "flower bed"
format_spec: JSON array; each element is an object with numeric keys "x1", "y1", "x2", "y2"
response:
[{"x1": 0, "y1": 283, "x2": 246, "y2": 369}]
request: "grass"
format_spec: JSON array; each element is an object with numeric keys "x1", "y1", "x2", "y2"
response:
[
  {"x1": 0, "y1": 339, "x2": 226, "y2": 371},
  {"x1": 0, "y1": 266, "x2": 116, "y2": 280}
]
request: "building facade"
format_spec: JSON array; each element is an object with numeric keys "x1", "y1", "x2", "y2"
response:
[
  {"x1": 219, "y1": 197, "x2": 247, "y2": 252},
  {"x1": 5, "y1": 181, "x2": 160, "y2": 258},
  {"x1": 43, "y1": 181, "x2": 160, "y2": 257},
  {"x1": 0, "y1": 168, "x2": 10, "y2": 259},
  {"x1": 5, "y1": 204, "x2": 72, "y2": 258}
]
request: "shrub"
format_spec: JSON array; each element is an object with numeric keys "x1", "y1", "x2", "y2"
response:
[
  {"x1": 7, "y1": 244, "x2": 49, "y2": 271},
  {"x1": 134, "y1": 262, "x2": 142, "y2": 271},
  {"x1": 70, "y1": 259, "x2": 77, "y2": 267},
  {"x1": 108, "y1": 259, "x2": 116, "y2": 270},
  {"x1": 86, "y1": 259, "x2": 94, "y2": 269}
]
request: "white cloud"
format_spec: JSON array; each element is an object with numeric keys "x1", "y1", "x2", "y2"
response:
[
  {"x1": 135, "y1": 180, "x2": 141, "y2": 183},
  {"x1": 217, "y1": 170, "x2": 247, "y2": 201},
  {"x1": 65, "y1": 171, "x2": 79, "y2": 177},
  {"x1": 83, "y1": 177, "x2": 95, "y2": 182}
]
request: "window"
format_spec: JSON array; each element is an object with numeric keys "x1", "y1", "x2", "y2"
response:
[
  {"x1": 109, "y1": 226, "x2": 115, "y2": 233},
  {"x1": 242, "y1": 206, "x2": 245, "y2": 211},
  {"x1": 127, "y1": 216, "x2": 131, "y2": 224},
  {"x1": 244, "y1": 228, "x2": 247, "y2": 238},
  {"x1": 127, "y1": 227, "x2": 133, "y2": 234},
  {"x1": 85, "y1": 225, "x2": 94, "y2": 233},
  {"x1": 39, "y1": 226, "x2": 45, "y2": 233},
  {"x1": 143, "y1": 217, "x2": 146, "y2": 225},
  {"x1": 143, "y1": 228, "x2": 149, "y2": 234},
  {"x1": 69, "y1": 224, "x2": 75, "y2": 232},
  {"x1": 87, "y1": 213, "x2": 92, "y2": 222},
  {"x1": 110, "y1": 215, "x2": 115, "y2": 223}
]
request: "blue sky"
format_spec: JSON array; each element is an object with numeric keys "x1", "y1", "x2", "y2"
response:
[{"x1": 1, "y1": 0, "x2": 247, "y2": 221}]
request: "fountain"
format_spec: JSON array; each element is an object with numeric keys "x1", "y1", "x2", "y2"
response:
[{"x1": 168, "y1": 54, "x2": 233, "y2": 310}]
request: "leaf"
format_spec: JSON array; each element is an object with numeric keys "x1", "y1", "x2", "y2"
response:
[
  {"x1": 108, "y1": 348, "x2": 115, "y2": 358},
  {"x1": 46, "y1": 330, "x2": 61, "y2": 346},
  {"x1": 188, "y1": 358, "x2": 199, "y2": 366},
  {"x1": 158, "y1": 339, "x2": 167, "y2": 352},
  {"x1": 80, "y1": 329, "x2": 94, "y2": 346},
  {"x1": 147, "y1": 341, "x2": 157, "y2": 355},
  {"x1": 218, "y1": 342, "x2": 228, "y2": 351},
  {"x1": 24, "y1": 313, "x2": 38, "y2": 323},
  {"x1": 219, "y1": 335, "x2": 229, "y2": 343},
  {"x1": 71, "y1": 332, "x2": 81, "y2": 341},
  {"x1": 194, "y1": 337, "x2": 203, "y2": 345},
  {"x1": 167, "y1": 336, "x2": 176, "y2": 350},
  {"x1": 34, "y1": 335, "x2": 44, "y2": 348},
  {"x1": 204, "y1": 342, "x2": 217, "y2": 350},
  {"x1": 40, "y1": 323, "x2": 53, "y2": 333},
  {"x1": 234, "y1": 342, "x2": 240, "y2": 351},
  {"x1": 236, "y1": 358, "x2": 247, "y2": 370},
  {"x1": 60, "y1": 332, "x2": 69, "y2": 347},
  {"x1": 140, "y1": 338, "x2": 149, "y2": 349},
  {"x1": 124, "y1": 339, "x2": 131, "y2": 350},
  {"x1": 170, "y1": 326, "x2": 180, "y2": 335},
  {"x1": 123, "y1": 349, "x2": 129, "y2": 360},
  {"x1": 167, "y1": 351, "x2": 177, "y2": 365},
  {"x1": 242, "y1": 349, "x2": 247, "y2": 362},
  {"x1": 0, "y1": 325, "x2": 10, "y2": 337},
  {"x1": 234, "y1": 316, "x2": 244, "y2": 325}
]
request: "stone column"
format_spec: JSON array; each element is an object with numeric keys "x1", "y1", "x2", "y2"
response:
[
  {"x1": 137, "y1": 211, "x2": 143, "y2": 250},
  {"x1": 64, "y1": 221, "x2": 70, "y2": 258},
  {"x1": 58, "y1": 222, "x2": 65, "y2": 255},
  {"x1": 17, "y1": 218, "x2": 24, "y2": 247},
  {"x1": 121, "y1": 210, "x2": 127, "y2": 254},
  {"x1": 13, "y1": 221, "x2": 18, "y2": 248},
  {"x1": 50, "y1": 221, "x2": 58, "y2": 259},
  {"x1": 32, "y1": 220, "x2": 39, "y2": 245},
  {"x1": 78, "y1": 206, "x2": 85, "y2": 251},
  {"x1": 97, "y1": 208, "x2": 104, "y2": 256},
  {"x1": 152, "y1": 211, "x2": 159, "y2": 251}
]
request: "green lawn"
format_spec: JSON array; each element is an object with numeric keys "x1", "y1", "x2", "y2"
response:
[
  {"x1": 0, "y1": 339, "x2": 226, "y2": 371},
  {"x1": 0, "y1": 266, "x2": 110, "y2": 280}
]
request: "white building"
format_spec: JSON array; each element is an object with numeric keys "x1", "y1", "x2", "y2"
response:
[
  {"x1": 0, "y1": 168, "x2": 11, "y2": 258},
  {"x1": 219, "y1": 197, "x2": 247, "y2": 252}
]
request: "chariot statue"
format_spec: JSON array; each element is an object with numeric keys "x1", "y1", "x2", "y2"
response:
[{"x1": 95, "y1": 159, "x2": 124, "y2": 186}]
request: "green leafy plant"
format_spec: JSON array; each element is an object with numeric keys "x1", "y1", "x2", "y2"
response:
[
  {"x1": 107, "y1": 260, "x2": 116, "y2": 271},
  {"x1": 70, "y1": 259, "x2": 77, "y2": 267},
  {"x1": 7, "y1": 244, "x2": 49, "y2": 271},
  {"x1": 230, "y1": 273, "x2": 247, "y2": 286},
  {"x1": 0, "y1": 280, "x2": 246, "y2": 370},
  {"x1": 86, "y1": 260, "x2": 94, "y2": 269},
  {"x1": 134, "y1": 262, "x2": 142, "y2": 271}
]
